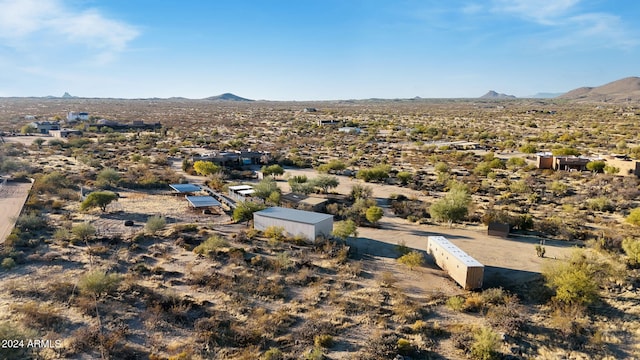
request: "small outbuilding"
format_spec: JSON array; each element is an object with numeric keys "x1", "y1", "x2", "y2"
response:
[
  {"x1": 253, "y1": 207, "x2": 333, "y2": 243},
  {"x1": 487, "y1": 222, "x2": 510, "y2": 238},
  {"x1": 427, "y1": 236, "x2": 484, "y2": 290}
]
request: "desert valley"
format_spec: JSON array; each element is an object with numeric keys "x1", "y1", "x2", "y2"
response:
[{"x1": 1, "y1": 77, "x2": 640, "y2": 360}]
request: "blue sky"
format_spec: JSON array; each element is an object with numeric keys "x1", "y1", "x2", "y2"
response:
[{"x1": 0, "y1": 0, "x2": 638, "y2": 100}]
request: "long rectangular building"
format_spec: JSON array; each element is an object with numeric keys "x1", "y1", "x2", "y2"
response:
[
  {"x1": 427, "y1": 236, "x2": 484, "y2": 290},
  {"x1": 253, "y1": 207, "x2": 333, "y2": 243}
]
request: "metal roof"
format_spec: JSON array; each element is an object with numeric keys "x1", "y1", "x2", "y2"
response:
[
  {"x1": 238, "y1": 189, "x2": 255, "y2": 196},
  {"x1": 229, "y1": 185, "x2": 254, "y2": 191},
  {"x1": 254, "y1": 207, "x2": 333, "y2": 225},
  {"x1": 185, "y1": 196, "x2": 221, "y2": 208},
  {"x1": 170, "y1": 183, "x2": 201, "y2": 193},
  {"x1": 428, "y1": 236, "x2": 483, "y2": 268}
]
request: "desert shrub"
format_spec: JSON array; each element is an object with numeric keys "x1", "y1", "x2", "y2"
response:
[
  {"x1": 586, "y1": 196, "x2": 613, "y2": 212},
  {"x1": 395, "y1": 240, "x2": 411, "y2": 255},
  {"x1": 397, "y1": 338, "x2": 414, "y2": 355},
  {"x1": 470, "y1": 327, "x2": 501, "y2": 360},
  {"x1": 542, "y1": 250, "x2": 601, "y2": 306},
  {"x1": 1, "y1": 257, "x2": 16, "y2": 269},
  {"x1": 262, "y1": 348, "x2": 284, "y2": 360},
  {"x1": 15, "y1": 212, "x2": 47, "y2": 231},
  {"x1": 10, "y1": 301, "x2": 64, "y2": 330},
  {"x1": 361, "y1": 331, "x2": 398, "y2": 359},
  {"x1": 626, "y1": 208, "x2": 640, "y2": 226},
  {"x1": 54, "y1": 227, "x2": 71, "y2": 242},
  {"x1": 78, "y1": 269, "x2": 122, "y2": 297},
  {"x1": 193, "y1": 235, "x2": 229, "y2": 256},
  {"x1": 145, "y1": 215, "x2": 166, "y2": 234},
  {"x1": 264, "y1": 225, "x2": 285, "y2": 241},
  {"x1": 72, "y1": 222, "x2": 96, "y2": 242},
  {"x1": 303, "y1": 347, "x2": 324, "y2": 360},
  {"x1": 622, "y1": 238, "x2": 640, "y2": 266},
  {"x1": 314, "y1": 334, "x2": 334, "y2": 348},
  {"x1": 486, "y1": 302, "x2": 525, "y2": 335},
  {"x1": 446, "y1": 296, "x2": 466, "y2": 311},
  {"x1": 535, "y1": 244, "x2": 546, "y2": 258},
  {"x1": 397, "y1": 250, "x2": 424, "y2": 270},
  {"x1": 0, "y1": 322, "x2": 38, "y2": 360}
]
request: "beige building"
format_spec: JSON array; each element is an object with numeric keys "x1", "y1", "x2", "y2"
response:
[{"x1": 427, "y1": 236, "x2": 484, "y2": 290}]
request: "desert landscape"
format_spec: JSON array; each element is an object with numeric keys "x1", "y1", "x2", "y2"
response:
[{"x1": 1, "y1": 79, "x2": 640, "y2": 360}]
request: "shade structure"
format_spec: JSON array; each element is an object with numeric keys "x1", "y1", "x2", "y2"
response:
[
  {"x1": 170, "y1": 183, "x2": 201, "y2": 193},
  {"x1": 185, "y1": 195, "x2": 221, "y2": 208}
]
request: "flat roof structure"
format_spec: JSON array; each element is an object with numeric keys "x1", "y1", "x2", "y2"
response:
[
  {"x1": 228, "y1": 185, "x2": 254, "y2": 191},
  {"x1": 185, "y1": 196, "x2": 221, "y2": 208},
  {"x1": 428, "y1": 236, "x2": 483, "y2": 267},
  {"x1": 254, "y1": 207, "x2": 333, "y2": 225},
  {"x1": 170, "y1": 183, "x2": 201, "y2": 193},
  {"x1": 238, "y1": 189, "x2": 255, "y2": 196}
]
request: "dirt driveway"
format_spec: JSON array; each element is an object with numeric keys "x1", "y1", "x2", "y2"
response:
[
  {"x1": 281, "y1": 168, "x2": 577, "y2": 290},
  {"x1": 0, "y1": 181, "x2": 33, "y2": 244}
]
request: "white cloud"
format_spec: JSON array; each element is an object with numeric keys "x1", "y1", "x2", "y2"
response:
[
  {"x1": 0, "y1": 0, "x2": 139, "y2": 63},
  {"x1": 492, "y1": 0, "x2": 580, "y2": 24}
]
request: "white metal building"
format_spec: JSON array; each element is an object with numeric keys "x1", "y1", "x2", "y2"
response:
[
  {"x1": 427, "y1": 236, "x2": 484, "y2": 290},
  {"x1": 253, "y1": 207, "x2": 333, "y2": 243}
]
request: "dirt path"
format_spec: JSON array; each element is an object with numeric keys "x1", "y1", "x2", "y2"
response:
[{"x1": 0, "y1": 181, "x2": 33, "y2": 244}]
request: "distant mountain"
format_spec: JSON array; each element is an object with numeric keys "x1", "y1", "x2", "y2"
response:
[
  {"x1": 529, "y1": 92, "x2": 564, "y2": 99},
  {"x1": 61, "y1": 92, "x2": 77, "y2": 98},
  {"x1": 203, "y1": 93, "x2": 253, "y2": 101},
  {"x1": 558, "y1": 76, "x2": 640, "y2": 102},
  {"x1": 480, "y1": 90, "x2": 516, "y2": 99}
]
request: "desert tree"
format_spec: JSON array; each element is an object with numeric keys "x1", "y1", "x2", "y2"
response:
[
  {"x1": 586, "y1": 161, "x2": 606, "y2": 173},
  {"x1": 365, "y1": 206, "x2": 384, "y2": 225},
  {"x1": 193, "y1": 160, "x2": 221, "y2": 176},
  {"x1": 253, "y1": 177, "x2": 281, "y2": 200},
  {"x1": 397, "y1": 250, "x2": 424, "y2": 270},
  {"x1": 429, "y1": 183, "x2": 472, "y2": 223},
  {"x1": 233, "y1": 201, "x2": 266, "y2": 224},
  {"x1": 80, "y1": 191, "x2": 118, "y2": 212},
  {"x1": 261, "y1": 164, "x2": 285, "y2": 177},
  {"x1": 332, "y1": 219, "x2": 358, "y2": 241},
  {"x1": 310, "y1": 175, "x2": 339, "y2": 194}
]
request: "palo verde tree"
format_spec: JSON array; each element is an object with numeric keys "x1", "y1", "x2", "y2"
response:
[
  {"x1": 429, "y1": 182, "x2": 472, "y2": 223},
  {"x1": 261, "y1": 164, "x2": 285, "y2": 177},
  {"x1": 310, "y1": 175, "x2": 339, "y2": 194},
  {"x1": 193, "y1": 160, "x2": 221, "y2": 176},
  {"x1": 332, "y1": 219, "x2": 358, "y2": 241},
  {"x1": 80, "y1": 191, "x2": 118, "y2": 212},
  {"x1": 232, "y1": 201, "x2": 266, "y2": 224}
]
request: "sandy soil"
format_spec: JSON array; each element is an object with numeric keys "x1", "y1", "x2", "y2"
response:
[
  {"x1": 280, "y1": 168, "x2": 576, "y2": 290},
  {"x1": 0, "y1": 181, "x2": 33, "y2": 244}
]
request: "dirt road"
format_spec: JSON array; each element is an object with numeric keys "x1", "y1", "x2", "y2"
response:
[{"x1": 0, "y1": 181, "x2": 33, "y2": 244}]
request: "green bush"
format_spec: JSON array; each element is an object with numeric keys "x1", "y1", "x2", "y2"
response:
[
  {"x1": 145, "y1": 215, "x2": 166, "y2": 234},
  {"x1": 542, "y1": 250, "x2": 601, "y2": 306},
  {"x1": 397, "y1": 251, "x2": 424, "y2": 270},
  {"x1": 446, "y1": 296, "x2": 466, "y2": 311},
  {"x1": 78, "y1": 269, "x2": 121, "y2": 297},
  {"x1": 626, "y1": 208, "x2": 640, "y2": 226},
  {"x1": 470, "y1": 327, "x2": 500, "y2": 360},
  {"x1": 193, "y1": 235, "x2": 229, "y2": 256},
  {"x1": 622, "y1": 238, "x2": 640, "y2": 265},
  {"x1": 262, "y1": 348, "x2": 284, "y2": 360},
  {"x1": 1, "y1": 257, "x2": 16, "y2": 269}
]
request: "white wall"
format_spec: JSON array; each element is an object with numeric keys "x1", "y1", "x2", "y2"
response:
[{"x1": 253, "y1": 215, "x2": 332, "y2": 243}]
